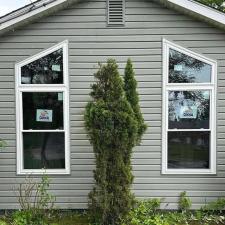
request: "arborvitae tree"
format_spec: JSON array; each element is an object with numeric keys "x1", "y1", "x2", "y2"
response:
[
  {"x1": 85, "y1": 59, "x2": 140, "y2": 225},
  {"x1": 124, "y1": 58, "x2": 147, "y2": 144},
  {"x1": 85, "y1": 59, "x2": 147, "y2": 225}
]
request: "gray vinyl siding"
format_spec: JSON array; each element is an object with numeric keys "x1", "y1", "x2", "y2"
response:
[{"x1": 0, "y1": 0, "x2": 224, "y2": 209}]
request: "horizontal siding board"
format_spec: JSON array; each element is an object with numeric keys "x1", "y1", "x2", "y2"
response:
[{"x1": 0, "y1": 0, "x2": 224, "y2": 210}]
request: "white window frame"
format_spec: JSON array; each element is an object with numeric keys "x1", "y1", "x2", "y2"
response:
[
  {"x1": 162, "y1": 39, "x2": 217, "y2": 175},
  {"x1": 15, "y1": 40, "x2": 70, "y2": 175}
]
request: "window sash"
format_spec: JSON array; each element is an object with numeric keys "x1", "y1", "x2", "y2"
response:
[
  {"x1": 165, "y1": 89, "x2": 212, "y2": 131},
  {"x1": 15, "y1": 40, "x2": 70, "y2": 175},
  {"x1": 20, "y1": 90, "x2": 66, "y2": 131},
  {"x1": 162, "y1": 39, "x2": 217, "y2": 175}
]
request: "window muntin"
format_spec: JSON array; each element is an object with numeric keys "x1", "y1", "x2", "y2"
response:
[
  {"x1": 16, "y1": 41, "x2": 69, "y2": 175},
  {"x1": 169, "y1": 48, "x2": 212, "y2": 83},
  {"x1": 162, "y1": 39, "x2": 216, "y2": 174}
]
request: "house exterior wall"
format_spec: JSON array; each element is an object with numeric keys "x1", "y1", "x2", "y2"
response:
[{"x1": 0, "y1": 0, "x2": 224, "y2": 209}]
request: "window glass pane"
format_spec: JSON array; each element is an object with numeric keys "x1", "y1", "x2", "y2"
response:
[
  {"x1": 23, "y1": 92, "x2": 64, "y2": 130},
  {"x1": 23, "y1": 132, "x2": 65, "y2": 169},
  {"x1": 169, "y1": 48, "x2": 211, "y2": 83},
  {"x1": 168, "y1": 90, "x2": 210, "y2": 129},
  {"x1": 21, "y1": 49, "x2": 63, "y2": 84},
  {"x1": 168, "y1": 131, "x2": 210, "y2": 169}
]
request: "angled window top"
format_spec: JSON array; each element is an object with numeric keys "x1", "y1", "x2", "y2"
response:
[{"x1": 16, "y1": 40, "x2": 68, "y2": 87}]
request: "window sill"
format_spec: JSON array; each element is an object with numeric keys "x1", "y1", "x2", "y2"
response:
[
  {"x1": 161, "y1": 168, "x2": 216, "y2": 175},
  {"x1": 17, "y1": 168, "x2": 70, "y2": 175}
]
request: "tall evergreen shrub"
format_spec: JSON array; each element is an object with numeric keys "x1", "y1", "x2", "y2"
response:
[
  {"x1": 85, "y1": 59, "x2": 146, "y2": 225},
  {"x1": 124, "y1": 58, "x2": 147, "y2": 143}
]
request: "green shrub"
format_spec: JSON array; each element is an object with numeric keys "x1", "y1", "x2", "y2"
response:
[
  {"x1": 202, "y1": 198, "x2": 225, "y2": 213},
  {"x1": 122, "y1": 199, "x2": 194, "y2": 225},
  {"x1": 178, "y1": 191, "x2": 192, "y2": 212},
  {"x1": 85, "y1": 59, "x2": 146, "y2": 225},
  {"x1": 124, "y1": 58, "x2": 147, "y2": 143},
  {"x1": 13, "y1": 174, "x2": 55, "y2": 225},
  {"x1": 0, "y1": 140, "x2": 7, "y2": 149},
  {"x1": 0, "y1": 220, "x2": 8, "y2": 225},
  {"x1": 122, "y1": 199, "x2": 162, "y2": 225}
]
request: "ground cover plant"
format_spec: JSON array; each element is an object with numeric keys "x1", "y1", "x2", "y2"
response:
[
  {"x1": 0, "y1": 196, "x2": 225, "y2": 225},
  {"x1": 122, "y1": 195, "x2": 225, "y2": 225}
]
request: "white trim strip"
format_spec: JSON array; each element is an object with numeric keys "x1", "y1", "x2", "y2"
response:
[
  {"x1": 167, "y1": 0, "x2": 225, "y2": 26},
  {"x1": 0, "y1": 0, "x2": 69, "y2": 31}
]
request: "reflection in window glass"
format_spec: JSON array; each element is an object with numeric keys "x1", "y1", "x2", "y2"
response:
[
  {"x1": 168, "y1": 90, "x2": 210, "y2": 129},
  {"x1": 169, "y1": 49, "x2": 211, "y2": 83},
  {"x1": 21, "y1": 49, "x2": 63, "y2": 84},
  {"x1": 23, "y1": 92, "x2": 64, "y2": 130},
  {"x1": 23, "y1": 132, "x2": 65, "y2": 169},
  {"x1": 168, "y1": 131, "x2": 210, "y2": 169}
]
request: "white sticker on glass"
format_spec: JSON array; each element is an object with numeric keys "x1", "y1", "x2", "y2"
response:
[
  {"x1": 179, "y1": 106, "x2": 198, "y2": 119},
  {"x1": 174, "y1": 64, "x2": 183, "y2": 71},
  {"x1": 36, "y1": 109, "x2": 53, "y2": 122},
  {"x1": 58, "y1": 93, "x2": 63, "y2": 101},
  {"x1": 52, "y1": 64, "x2": 61, "y2": 72}
]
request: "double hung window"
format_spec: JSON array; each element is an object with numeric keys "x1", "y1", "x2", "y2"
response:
[
  {"x1": 162, "y1": 39, "x2": 217, "y2": 174},
  {"x1": 16, "y1": 41, "x2": 70, "y2": 174}
]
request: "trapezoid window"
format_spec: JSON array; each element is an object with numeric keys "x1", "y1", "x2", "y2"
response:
[
  {"x1": 162, "y1": 39, "x2": 217, "y2": 175},
  {"x1": 16, "y1": 40, "x2": 70, "y2": 175}
]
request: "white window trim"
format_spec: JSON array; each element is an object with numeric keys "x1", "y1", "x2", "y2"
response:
[
  {"x1": 162, "y1": 39, "x2": 217, "y2": 175},
  {"x1": 15, "y1": 40, "x2": 70, "y2": 175}
]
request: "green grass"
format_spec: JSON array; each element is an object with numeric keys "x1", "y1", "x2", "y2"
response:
[{"x1": 49, "y1": 212, "x2": 89, "y2": 225}]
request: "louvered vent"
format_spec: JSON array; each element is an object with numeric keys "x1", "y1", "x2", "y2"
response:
[{"x1": 107, "y1": 0, "x2": 125, "y2": 26}]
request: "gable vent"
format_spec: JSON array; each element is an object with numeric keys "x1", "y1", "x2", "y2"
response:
[{"x1": 107, "y1": 0, "x2": 125, "y2": 26}]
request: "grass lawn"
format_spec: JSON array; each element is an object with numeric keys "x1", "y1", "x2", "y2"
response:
[{"x1": 49, "y1": 212, "x2": 89, "y2": 225}]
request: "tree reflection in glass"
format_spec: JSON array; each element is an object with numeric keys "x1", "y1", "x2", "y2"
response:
[
  {"x1": 23, "y1": 132, "x2": 65, "y2": 169},
  {"x1": 21, "y1": 49, "x2": 63, "y2": 84},
  {"x1": 169, "y1": 49, "x2": 211, "y2": 83},
  {"x1": 168, "y1": 90, "x2": 210, "y2": 129},
  {"x1": 168, "y1": 131, "x2": 210, "y2": 169}
]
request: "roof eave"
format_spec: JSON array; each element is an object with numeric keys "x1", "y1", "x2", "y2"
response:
[
  {"x1": 158, "y1": 0, "x2": 225, "y2": 31},
  {"x1": 0, "y1": 0, "x2": 78, "y2": 36}
]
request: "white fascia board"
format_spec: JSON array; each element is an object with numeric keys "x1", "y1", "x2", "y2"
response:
[
  {"x1": 167, "y1": 0, "x2": 225, "y2": 26},
  {"x1": 0, "y1": 0, "x2": 69, "y2": 31}
]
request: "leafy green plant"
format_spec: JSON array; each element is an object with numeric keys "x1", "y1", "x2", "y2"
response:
[
  {"x1": 178, "y1": 191, "x2": 192, "y2": 212},
  {"x1": 13, "y1": 174, "x2": 55, "y2": 225},
  {"x1": 85, "y1": 59, "x2": 146, "y2": 225},
  {"x1": 202, "y1": 198, "x2": 225, "y2": 213},
  {"x1": 0, "y1": 220, "x2": 8, "y2": 225},
  {"x1": 122, "y1": 199, "x2": 162, "y2": 225},
  {"x1": 0, "y1": 139, "x2": 7, "y2": 149},
  {"x1": 196, "y1": 0, "x2": 225, "y2": 12}
]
